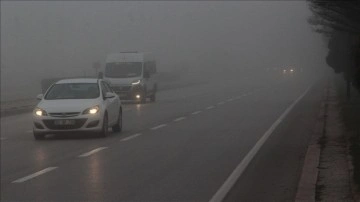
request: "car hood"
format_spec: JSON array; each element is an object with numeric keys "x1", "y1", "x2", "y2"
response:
[
  {"x1": 37, "y1": 99, "x2": 100, "y2": 113},
  {"x1": 105, "y1": 77, "x2": 141, "y2": 86}
]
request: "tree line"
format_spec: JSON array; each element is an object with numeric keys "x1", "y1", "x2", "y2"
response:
[{"x1": 308, "y1": 0, "x2": 360, "y2": 98}]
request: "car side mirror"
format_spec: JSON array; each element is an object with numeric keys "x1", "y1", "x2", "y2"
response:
[
  {"x1": 105, "y1": 92, "x2": 116, "y2": 99},
  {"x1": 144, "y1": 71, "x2": 150, "y2": 79},
  {"x1": 36, "y1": 94, "x2": 43, "y2": 100}
]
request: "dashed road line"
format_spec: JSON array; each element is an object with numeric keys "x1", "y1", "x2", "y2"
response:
[
  {"x1": 227, "y1": 98, "x2": 234, "y2": 102},
  {"x1": 78, "y1": 147, "x2": 108, "y2": 157},
  {"x1": 217, "y1": 102, "x2": 225, "y2": 105},
  {"x1": 173, "y1": 117, "x2": 186, "y2": 122},
  {"x1": 192, "y1": 111, "x2": 202, "y2": 115},
  {"x1": 12, "y1": 167, "x2": 58, "y2": 183},
  {"x1": 206, "y1": 106, "x2": 215, "y2": 110},
  {"x1": 151, "y1": 124, "x2": 167, "y2": 130},
  {"x1": 121, "y1": 133, "x2": 142, "y2": 141}
]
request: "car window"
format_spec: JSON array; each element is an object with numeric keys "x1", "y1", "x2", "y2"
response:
[
  {"x1": 45, "y1": 83, "x2": 100, "y2": 99},
  {"x1": 104, "y1": 82, "x2": 114, "y2": 93}
]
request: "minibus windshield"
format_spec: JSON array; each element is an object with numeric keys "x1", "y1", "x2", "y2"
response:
[{"x1": 105, "y1": 62, "x2": 142, "y2": 78}]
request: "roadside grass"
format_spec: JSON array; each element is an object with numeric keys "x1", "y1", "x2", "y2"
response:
[{"x1": 335, "y1": 74, "x2": 360, "y2": 191}]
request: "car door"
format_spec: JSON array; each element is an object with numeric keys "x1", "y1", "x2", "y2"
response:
[
  {"x1": 101, "y1": 81, "x2": 117, "y2": 125},
  {"x1": 104, "y1": 81, "x2": 120, "y2": 120}
]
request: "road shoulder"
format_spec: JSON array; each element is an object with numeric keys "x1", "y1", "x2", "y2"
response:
[
  {"x1": 296, "y1": 76, "x2": 355, "y2": 201},
  {"x1": 224, "y1": 78, "x2": 325, "y2": 201}
]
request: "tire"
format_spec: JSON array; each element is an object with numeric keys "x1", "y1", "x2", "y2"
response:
[
  {"x1": 33, "y1": 131, "x2": 45, "y2": 140},
  {"x1": 112, "y1": 109, "x2": 122, "y2": 132},
  {"x1": 99, "y1": 114, "x2": 109, "y2": 138}
]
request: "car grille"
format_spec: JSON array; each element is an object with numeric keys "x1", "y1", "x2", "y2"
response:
[
  {"x1": 43, "y1": 119, "x2": 87, "y2": 130},
  {"x1": 49, "y1": 112, "x2": 80, "y2": 118},
  {"x1": 112, "y1": 86, "x2": 131, "y2": 93}
]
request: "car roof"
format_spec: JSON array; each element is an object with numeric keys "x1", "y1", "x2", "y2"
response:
[{"x1": 56, "y1": 78, "x2": 99, "y2": 84}]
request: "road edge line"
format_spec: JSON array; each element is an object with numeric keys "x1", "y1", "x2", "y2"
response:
[
  {"x1": 294, "y1": 80, "x2": 329, "y2": 202},
  {"x1": 209, "y1": 85, "x2": 313, "y2": 202}
]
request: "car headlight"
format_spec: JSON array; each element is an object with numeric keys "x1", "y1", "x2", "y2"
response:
[
  {"x1": 34, "y1": 107, "x2": 48, "y2": 116},
  {"x1": 131, "y1": 79, "x2": 141, "y2": 85},
  {"x1": 83, "y1": 105, "x2": 100, "y2": 115}
]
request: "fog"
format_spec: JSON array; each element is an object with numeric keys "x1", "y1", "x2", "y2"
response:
[{"x1": 1, "y1": 1, "x2": 327, "y2": 101}]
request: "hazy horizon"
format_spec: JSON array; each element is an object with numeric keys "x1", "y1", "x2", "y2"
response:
[{"x1": 1, "y1": 1, "x2": 327, "y2": 101}]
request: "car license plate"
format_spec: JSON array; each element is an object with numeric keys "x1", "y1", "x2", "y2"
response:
[{"x1": 54, "y1": 119, "x2": 75, "y2": 125}]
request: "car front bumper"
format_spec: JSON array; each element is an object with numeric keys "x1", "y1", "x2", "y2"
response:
[
  {"x1": 33, "y1": 113, "x2": 103, "y2": 134},
  {"x1": 111, "y1": 85, "x2": 145, "y2": 100}
]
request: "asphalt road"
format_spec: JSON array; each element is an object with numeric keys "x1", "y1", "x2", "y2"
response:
[{"x1": 1, "y1": 73, "x2": 324, "y2": 201}]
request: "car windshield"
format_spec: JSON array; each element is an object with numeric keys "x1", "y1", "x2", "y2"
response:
[
  {"x1": 105, "y1": 62, "x2": 142, "y2": 78},
  {"x1": 45, "y1": 83, "x2": 100, "y2": 100}
]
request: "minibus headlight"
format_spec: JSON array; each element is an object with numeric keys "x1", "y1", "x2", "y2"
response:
[{"x1": 132, "y1": 80, "x2": 141, "y2": 85}]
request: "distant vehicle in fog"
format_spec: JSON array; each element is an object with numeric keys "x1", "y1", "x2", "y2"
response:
[
  {"x1": 282, "y1": 66, "x2": 300, "y2": 76},
  {"x1": 33, "y1": 78, "x2": 122, "y2": 140},
  {"x1": 103, "y1": 52, "x2": 157, "y2": 103}
]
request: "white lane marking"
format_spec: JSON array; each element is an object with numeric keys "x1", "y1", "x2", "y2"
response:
[
  {"x1": 206, "y1": 106, "x2": 215, "y2": 110},
  {"x1": 209, "y1": 85, "x2": 312, "y2": 202},
  {"x1": 217, "y1": 102, "x2": 225, "y2": 105},
  {"x1": 151, "y1": 124, "x2": 167, "y2": 130},
  {"x1": 12, "y1": 167, "x2": 58, "y2": 183},
  {"x1": 227, "y1": 98, "x2": 234, "y2": 102},
  {"x1": 78, "y1": 147, "x2": 108, "y2": 157},
  {"x1": 173, "y1": 117, "x2": 186, "y2": 122},
  {"x1": 121, "y1": 133, "x2": 142, "y2": 141},
  {"x1": 192, "y1": 111, "x2": 202, "y2": 115}
]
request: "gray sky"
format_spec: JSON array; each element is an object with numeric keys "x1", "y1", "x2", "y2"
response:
[{"x1": 1, "y1": 1, "x2": 327, "y2": 101}]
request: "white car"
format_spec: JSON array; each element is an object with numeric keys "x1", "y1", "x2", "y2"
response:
[{"x1": 33, "y1": 78, "x2": 122, "y2": 140}]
